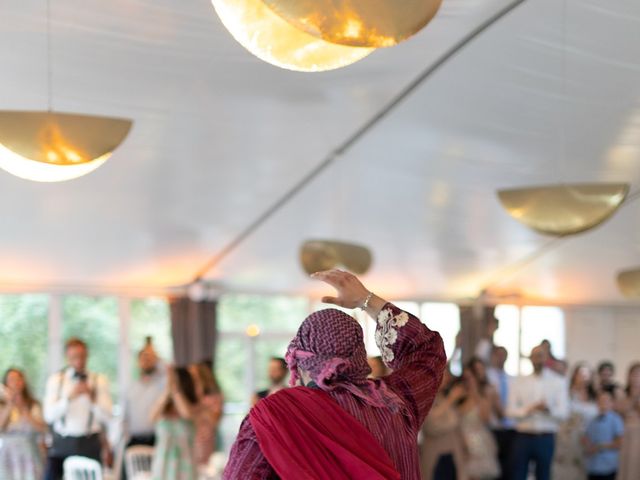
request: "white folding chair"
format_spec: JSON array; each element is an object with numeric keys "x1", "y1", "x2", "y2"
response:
[
  {"x1": 124, "y1": 445, "x2": 154, "y2": 480},
  {"x1": 63, "y1": 456, "x2": 103, "y2": 480}
]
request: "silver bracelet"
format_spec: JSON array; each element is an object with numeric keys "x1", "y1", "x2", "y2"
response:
[{"x1": 359, "y1": 291, "x2": 374, "y2": 310}]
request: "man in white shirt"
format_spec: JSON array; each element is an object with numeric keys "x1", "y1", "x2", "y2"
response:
[
  {"x1": 506, "y1": 345, "x2": 569, "y2": 480},
  {"x1": 43, "y1": 337, "x2": 113, "y2": 480},
  {"x1": 124, "y1": 343, "x2": 166, "y2": 446}
]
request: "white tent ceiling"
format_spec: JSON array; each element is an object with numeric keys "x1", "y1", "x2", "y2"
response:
[{"x1": 1, "y1": 0, "x2": 639, "y2": 305}]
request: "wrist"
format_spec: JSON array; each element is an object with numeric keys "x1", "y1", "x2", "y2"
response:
[
  {"x1": 358, "y1": 291, "x2": 374, "y2": 310},
  {"x1": 364, "y1": 295, "x2": 386, "y2": 318}
]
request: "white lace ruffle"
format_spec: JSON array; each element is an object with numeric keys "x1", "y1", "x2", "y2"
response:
[{"x1": 375, "y1": 308, "x2": 409, "y2": 363}]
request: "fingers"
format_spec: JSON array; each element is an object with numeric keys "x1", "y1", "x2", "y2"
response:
[
  {"x1": 321, "y1": 296, "x2": 344, "y2": 306},
  {"x1": 311, "y1": 269, "x2": 350, "y2": 288}
]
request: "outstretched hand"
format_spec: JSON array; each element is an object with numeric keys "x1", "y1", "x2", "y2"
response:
[
  {"x1": 311, "y1": 270, "x2": 386, "y2": 316},
  {"x1": 311, "y1": 269, "x2": 369, "y2": 308}
]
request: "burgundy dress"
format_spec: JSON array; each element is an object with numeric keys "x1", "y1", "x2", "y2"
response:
[{"x1": 224, "y1": 304, "x2": 446, "y2": 479}]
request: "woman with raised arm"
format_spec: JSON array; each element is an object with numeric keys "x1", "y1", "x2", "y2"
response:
[
  {"x1": 224, "y1": 269, "x2": 447, "y2": 480},
  {"x1": 150, "y1": 366, "x2": 199, "y2": 480}
]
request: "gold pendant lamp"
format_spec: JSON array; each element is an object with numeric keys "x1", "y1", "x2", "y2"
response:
[
  {"x1": 617, "y1": 268, "x2": 640, "y2": 298},
  {"x1": 497, "y1": 2, "x2": 628, "y2": 237},
  {"x1": 300, "y1": 240, "x2": 373, "y2": 275},
  {"x1": 0, "y1": 0, "x2": 132, "y2": 182},
  {"x1": 497, "y1": 183, "x2": 629, "y2": 236},
  {"x1": 211, "y1": 0, "x2": 442, "y2": 71},
  {"x1": 0, "y1": 111, "x2": 132, "y2": 183}
]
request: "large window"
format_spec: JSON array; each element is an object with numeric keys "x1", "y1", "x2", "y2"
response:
[
  {"x1": 218, "y1": 294, "x2": 308, "y2": 333},
  {"x1": 0, "y1": 294, "x2": 49, "y2": 396},
  {"x1": 494, "y1": 304, "x2": 565, "y2": 375},
  {"x1": 216, "y1": 294, "x2": 308, "y2": 402},
  {"x1": 130, "y1": 297, "x2": 173, "y2": 369},
  {"x1": 421, "y1": 303, "x2": 460, "y2": 360},
  {"x1": 358, "y1": 301, "x2": 461, "y2": 362}
]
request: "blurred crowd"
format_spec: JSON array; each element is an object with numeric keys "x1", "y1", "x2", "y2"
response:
[
  {"x1": 417, "y1": 326, "x2": 640, "y2": 480},
  {"x1": 1, "y1": 316, "x2": 639, "y2": 480},
  {"x1": 0, "y1": 337, "x2": 225, "y2": 480}
]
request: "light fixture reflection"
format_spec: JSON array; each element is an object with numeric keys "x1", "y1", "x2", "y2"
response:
[
  {"x1": 497, "y1": 183, "x2": 629, "y2": 236},
  {"x1": 300, "y1": 240, "x2": 373, "y2": 275},
  {"x1": 211, "y1": 0, "x2": 373, "y2": 72},
  {"x1": 0, "y1": 111, "x2": 132, "y2": 182},
  {"x1": 617, "y1": 269, "x2": 640, "y2": 298},
  {"x1": 262, "y1": 0, "x2": 442, "y2": 48}
]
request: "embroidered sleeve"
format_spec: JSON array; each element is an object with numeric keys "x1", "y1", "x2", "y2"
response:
[{"x1": 377, "y1": 304, "x2": 446, "y2": 428}]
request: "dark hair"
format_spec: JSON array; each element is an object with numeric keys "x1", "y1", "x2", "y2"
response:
[
  {"x1": 201, "y1": 358, "x2": 214, "y2": 371},
  {"x1": 65, "y1": 337, "x2": 88, "y2": 351},
  {"x1": 194, "y1": 362, "x2": 221, "y2": 395},
  {"x1": 2, "y1": 368, "x2": 38, "y2": 410},
  {"x1": 626, "y1": 362, "x2": 640, "y2": 396},
  {"x1": 162, "y1": 367, "x2": 197, "y2": 415},
  {"x1": 598, "y1": 361, "x2": 615, "y2": 374},
  {"x1": 271, "y1": 357, "x2": 287, "y2": 371},
  {"x1": 175, "y1": 367, "x2": 198, "y2": 404},
  {"x1": 569, "y1": 363, "x2": 597, "y2": 401},
  {"x1": 465, "y1": 357, "x2": 489, "y2": 389}
]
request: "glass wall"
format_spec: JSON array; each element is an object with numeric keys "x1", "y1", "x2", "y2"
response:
[
  {"x1": 0, "y1": 294, "x2": 49, "y2": 396},
  {"x1": 494, "y1": 304, "x2": 565, "y2": 376},
  {"x1": 130, "y1": 297, "x2": 173, "y2": 373}
]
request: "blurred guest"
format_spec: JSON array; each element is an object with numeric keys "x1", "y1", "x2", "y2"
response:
[
  {"x1": 582, "y1": 391, "x2": 624, "y2": 480},
  {"x1": 507, "y1": 345, "x2": 569, "y2": 480},
  {"x1": 539, "y1": 340, "x2": 568, "y2": 376},
  {"x1": 553, "y1": 363, "x2": 598, "y2": 480},
  {"x1": 618, "y1": 362, "x2": 640, "y2": 480},
  {"x1": 596, "y1": 361, "x2": 623, "y2": 400},
  {"x1": 252, "y1": 357, "x2": 288, "y2": 406},
  {"x1": 150, "y1": 366, "x2": 198, "y2": 480},
  {"x1": 189, "y1": 362, "x2": 223, "y2": 467},
  {"x1": 486, "y1": 346, "x2": 516, "y2": 480},
  {"x1": 459, "y1": 359, "x2": 501, "y2": 480},
  {"x1": 475, "y1": 316, "x2": 499, "y2": 364},
  {"x1": 43, "y1": 338, "x2": 112, "y2": 480},
  {"x1": 124, "y1": 340, "x2": 166, "y2": 448},
  {"x1": 0, "y1": 368, "x2": 46, "y2": 480},
  {"x1": 368, "y1": 356, "x2": 388, "y2": 379},
  {"x1": 421, "y1": 368, "x2": 468, "y2": 480}
]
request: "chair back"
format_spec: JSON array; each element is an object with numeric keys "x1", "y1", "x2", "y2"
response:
[
  {"x1": 63, "y1": 456, "x2": 103, "y2": 480},
  {"x1": 124, "y1": 445, "x2": 154, "y2": 480}
]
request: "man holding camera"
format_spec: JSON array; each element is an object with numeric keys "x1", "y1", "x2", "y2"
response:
[{"x1": 43, "y1": 337, "x2": 113, "y2": 480}]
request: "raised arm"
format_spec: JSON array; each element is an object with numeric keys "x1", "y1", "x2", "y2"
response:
[
  {"x1": 374, "y1": 303, "x2": 446, "y2": 425},
  {"x1": 312, "y1": 270, "x2": 447, "y2": 427}
]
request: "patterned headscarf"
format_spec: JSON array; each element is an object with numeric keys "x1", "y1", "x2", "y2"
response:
[{"x1": 286, "y1": 308, "x2": 403, "y2": 410}]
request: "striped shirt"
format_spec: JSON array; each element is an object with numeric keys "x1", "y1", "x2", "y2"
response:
[{"x1": 224, "y1": 303, "x2": 446, "y2": 479}]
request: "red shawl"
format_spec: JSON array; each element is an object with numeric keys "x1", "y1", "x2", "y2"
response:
[{"x1": 249, "y1": 386, "x2": 401, "y2": 480}]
